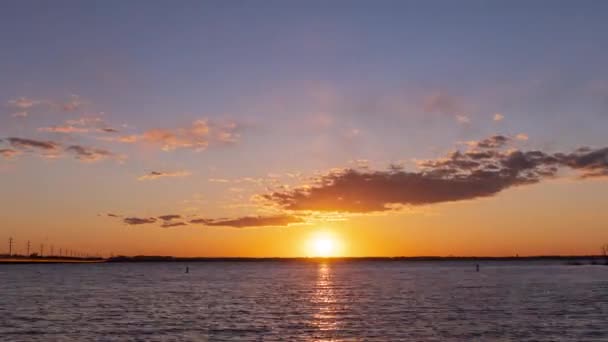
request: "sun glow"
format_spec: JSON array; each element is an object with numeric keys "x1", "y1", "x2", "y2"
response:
[{"x1": 307, "y1": 232, "x2": 342, "y2": 257}]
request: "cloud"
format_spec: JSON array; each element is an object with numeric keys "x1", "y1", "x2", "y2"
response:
[
  {"x1": 61, "y1": 95, "x2": 85, "y2": 112},
  {"x1": 3, "y1": 137, "x2": 122, "y2": 163},
  {"x1": 11, "y1": 111, "x2": 28, "y2": 118},
  {"x1": 423, "y1": 92, "x2": 462, "y2": 115},
  {"x1": 190, "y1": 214, "x2": 304, "y2": 228},
  {"x1": 107, "y1": 213, "x2": 121, "y2": 218},
  {"x1": 158, "y1": 214, "x2": 181, "y2": 221},
  {"x1": 0, "y1": 148, "x2": 21, "y2": 158},
  {"x1": 472, "y1": 135, "x2": 510, "y2": 149},
  {"x1": 161, "y1": 221, "x2": 188, "y2": 228},
  {"x1": 455, "y1": 114, "x2": 470, "y2": 124},
  {"x1": 105, "y1": 119, "x2": 240, "y2": 151},
  {"x1": 100, "y1": 128, "x2": 119, "y2": 133},
  {"x1": 7, "y1": 137, "x2": 60, "y2": 151},
  {"x1": 65, "y1": 145, "x2": 123, "y2": 162},
  {"x1": 123, "y1": 217, "x2": 157, "y2": 225},
  {"x1": 7, "y1": 95, "x2": 89, "y2": 117},
  {"x1": 143, "y1": 120, "x2": 212, "y2": 151},
  {"x1": 262, "y1": 136, "x2": 608, "y2": 213},
  {"x1": 208, "y1": 178, "x2": 230, "y2": 183},
  {"x1": 558, "y1": 147, "x2": 608, "y2": 178},
  {"x1": 38, "y1": 126, "x2": 89, "y2": 133},
  {"x1": 44, "y1": 116, "x2": 118, "y2": 134},
  {"x1": 515, "y1": 133, "x2": 529, "y2": 141},
  {"x1": 98, "y1": 135, "x2": 139, "y2": 143},
  {"x1": 137, "y1": 170, "x2": 192, "y2": 181},
  {"x1": 110, "y1": 212, "x2": 303, "y2": 228},
  {"x1": 493, "y1": 113, "x2": 505, "y2": 121},
  {"x1": 8, "y1": 97, "x2": 40, "y2": 109}
]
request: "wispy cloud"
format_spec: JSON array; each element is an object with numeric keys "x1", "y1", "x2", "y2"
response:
[
  {"x1": 0, "y1": 148, "x2": 21, "y2": 158},
  {"x1": 158, "y1": 214, "x2": 182, "y2": 221},
  {"x1": 60, "y1": 95, "x2": 85, "y2": 112},
  {"x1": 141, "y1": 119, "x2": 239, "y2": 151},
  {"x1": 190, "y1": 214, "x2": 304, "y2": 228},
  {"x1": 137, "y1": 170, "x2": 192, "y2": 181},
  {"x1": 123, "y1": 217, "x2": 157, "y2": 225},
  {"x1": 40, "y1": 116, "x2": 118, "y2": 134},
  {"x1": 111, "y1": 212, "x2": 303, "y2": 228},
  {"x1": 6, "y1": 137, "x2": 60, "y2": 151},
  {"x1": 2, "y1": 137, "x2": 122, "y2": 163},
  {"x1": 8, "y1": 97, "x2": 40, "y2": 110},
  {"x1": 65, "y1": 145, "x2": 124, "y2": 163},
  {"x1": 7, "y1": 95, "x2": 87, "y2": 117},
  {"x1": 493, "y1": 113, "x2": 505, "y2": 121},
  {"x1": 103, "y1": 119, "x2": 240, "y2": 152},
  {"x1": 161, "y1": 221, "x2": 188, "y2": 228},
  {"x1": 11, "y1": 111, "x2": 28, "y2": 118},
  {"x1": 38, "y1": 126, "x2": 90, "y2": 133},
  {"x1": 455, "y1": 114, "x2": 470, "y2": 124}
]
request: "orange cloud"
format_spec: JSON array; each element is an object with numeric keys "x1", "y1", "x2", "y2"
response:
[
  {"x1": 103, "y1": 119, "x2": 240, "y2": 151},
  {"x1": 189, "y1": 214, "x2": 304, "y2": 228}
]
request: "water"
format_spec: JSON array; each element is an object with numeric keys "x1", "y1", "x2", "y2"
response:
[{"x1": 1, "y1": 261, "x2": 607, "y2": 341}]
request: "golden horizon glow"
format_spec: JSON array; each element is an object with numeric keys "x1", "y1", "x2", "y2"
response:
[{"x1": 307, "y1": 231, "x2": 343, "y2": 257}]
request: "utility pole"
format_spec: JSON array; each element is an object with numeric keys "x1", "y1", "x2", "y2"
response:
[
  {"x1": 8, "y1": 237, "x2": 13, "y2": 256},
  {"x1": 27, "y1": 240, "x2": 30, "y2": 256}
]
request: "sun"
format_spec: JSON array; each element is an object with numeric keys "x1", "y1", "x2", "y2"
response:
[{"x1": 308, "y1": 232, "x2": 342, "y2": 257}]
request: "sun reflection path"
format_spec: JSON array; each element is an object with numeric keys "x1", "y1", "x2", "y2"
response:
[{"x1": 311, "y1": 262, "x2": 340, "y2": 339}]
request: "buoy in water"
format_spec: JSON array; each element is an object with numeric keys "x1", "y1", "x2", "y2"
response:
[{"x1": 185, "y1": 266, "x2": 189, "y2": 274}]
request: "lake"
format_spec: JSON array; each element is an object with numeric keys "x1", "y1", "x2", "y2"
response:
[{"x1": 1, "y1": 261, "x2": 607, "y2": 341}]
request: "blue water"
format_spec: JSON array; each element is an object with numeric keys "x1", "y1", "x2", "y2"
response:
[{"x1": 0, "y1": 261, "x2": 607, "y2": 341}]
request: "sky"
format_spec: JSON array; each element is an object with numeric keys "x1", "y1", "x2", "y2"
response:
[{"x1": 1, "y1": 1, "x2": 608, "y2": 257}]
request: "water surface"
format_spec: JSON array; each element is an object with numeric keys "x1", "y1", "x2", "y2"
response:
[{"x1": 1, "y1": 261, "x2": 607, "y2": 341}]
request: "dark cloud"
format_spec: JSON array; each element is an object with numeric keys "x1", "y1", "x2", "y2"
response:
[
  {"x1": 7, "y1": 137, "x2": 59, "y2": 150},
  {"x1": 137, "y1": 170, "x2": 191, "y2": 181},
  {"x1": 557, "y1": 147, "x2": 608, "y2": 178},
  {"x1": 123, "y1": 217, "x2": 157, "y2": 225},
  {"x1": 107, "y1": 213, "x2": 121, "y2": 218},
  {"x1": 474, "y1": 135, "x2": 510, "y2": 149},
  {"x1": 161, "y1": 221, "x2": 188, "y2": 228},
  {"x1": 100, "y1": 128, "x2": 119, "y2": 133},
  {"x1": 66, "y1": 145, "x2": 121, "y2": 162},
  {"x1": 3, "y1": 137, "x2": 122, "y2": 162},
  {"x1": 263, "y1": 137, "x2": 608, "y2": 213},
  {"x1": 158, "y1": 214, "x2": 181, "y2": 221},
  {"x1": 190, "y1": 214, "x2": 303, "y2": 228},
  {"x1": 111, "y1": 213, "x2": 302, "y2": 228}
]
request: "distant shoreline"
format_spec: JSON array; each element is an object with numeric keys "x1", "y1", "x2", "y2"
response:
[{"x1": 1, "y1": 255, "x2": 607, "y2": 265}]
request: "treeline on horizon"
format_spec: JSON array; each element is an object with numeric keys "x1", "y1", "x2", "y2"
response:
[
  {"x1": 105, "y1": 255, "x2": 608, "y2": 264},
  {"x1": 0, "y1": 254, "x2": 103, "y2": 261}
]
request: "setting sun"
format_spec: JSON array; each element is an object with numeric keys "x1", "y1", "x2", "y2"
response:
[{"x1": 308, "y1": 232, "x2": 342, "y2": 257}]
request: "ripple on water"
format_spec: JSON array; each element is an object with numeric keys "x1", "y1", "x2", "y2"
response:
[{"x1": 0, "y1": 261, "x2": 607, "y2": 341}]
